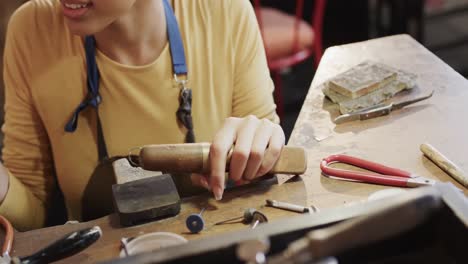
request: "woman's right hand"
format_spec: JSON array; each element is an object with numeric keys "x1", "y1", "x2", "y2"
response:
[{"x1": 190, "y1": 116, "x2": 285, "y2": 200}]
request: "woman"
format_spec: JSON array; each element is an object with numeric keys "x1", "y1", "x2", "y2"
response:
[{"x1": 0, "y1": 0, "x2": 284, "y2": 231}]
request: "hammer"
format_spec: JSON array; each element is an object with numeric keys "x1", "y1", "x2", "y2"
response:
[
  {"x1": 112, "y1": 143, "x2": 307, "y2": 226},
  {"x1": 138, "y1": 142, "x2": 307, "y2": 175}
]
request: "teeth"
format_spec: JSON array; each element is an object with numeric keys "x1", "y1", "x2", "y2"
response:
[{"x1": 64, "y1": 3, "x2": 88, "y2": 9}]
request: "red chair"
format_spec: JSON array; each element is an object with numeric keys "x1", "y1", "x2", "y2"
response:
[{"x1": 253, "y1": 0, "x2": 327, "y2": 119}]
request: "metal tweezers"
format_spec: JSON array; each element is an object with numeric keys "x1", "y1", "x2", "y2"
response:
[{"x1": 334, "y1": 91, "x2": 434, "y2": 124}]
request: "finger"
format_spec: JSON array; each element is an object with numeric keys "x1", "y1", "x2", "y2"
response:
[
  {"x1": 243, "y1": 119, "x2": 273, "y2": 180},
  {"x1": 210, "y1": 117, "x2": 240, "y2": 200},
  {"x1": 256, "y1": 124, "x2": 285, "y2": 177},
  {"x1": 235, "y1": 179, "x2": 251, "y2": 186},
  {"x1": 229, "y1": 116, "x2": 260, "y2": 182},
  {"x1": 190, "y1": 173, "x2": 211, "y2": 190}
]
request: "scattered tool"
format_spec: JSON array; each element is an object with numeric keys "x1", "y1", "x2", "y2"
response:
[
  {"x1": 266, "y1": 199, "x2": 319, "y2": 214},
  {"x1": 0, "y1": 215, "x2": 13, "y2": 264},
  {"x1": 186, "y1": 208, "x2": 206, "y2": 234},
  {"x1": 112, "y1": 158, "x2": 181, "y2": 227},
  {"x1": 0, "y1": 215, "x2": 101, "y2": 264},
  {"x1": 112, "y1": 142, "x2": 306, "y2": 227},
  {"x1": 250, "y1": 211, "x2": 268, "y2": 229},
  {"x1": 420, "y1": 143, "x2": 468, "y2": 188},
  {"x1": 138, "y1": 143, "x2": 307, "y2": 175},
  {"x1": 334, "y1": 91, "x2": 434, "y2": 124},
  {"x1": 214, "y1": 208, "x2": 258, "y2": 226},
  {"x1": 321, "y1": 154, "x2": 436, "y2": 187},
  {"x1": 19, "y1": 226, "x2": 102, "y2": 264}
]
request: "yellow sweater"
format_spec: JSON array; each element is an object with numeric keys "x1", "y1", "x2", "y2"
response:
[{"x1": 0, "y1": 0, "x2": 277, "y2": 231}]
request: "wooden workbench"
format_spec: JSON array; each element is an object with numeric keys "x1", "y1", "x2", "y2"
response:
[
  {"x1": 9, "y1": 179, "x2": 307, "y2": 263},
  {"x1": 287, "y1": 34, "x2": 468, "y2": 209},
  {"x1": 6, "y1": 34, "x2": 468, "y2": 263}
]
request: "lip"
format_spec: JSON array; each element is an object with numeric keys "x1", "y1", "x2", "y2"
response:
[{"x1": 61, "y1": 1, "x2": 92, "y2": 20}]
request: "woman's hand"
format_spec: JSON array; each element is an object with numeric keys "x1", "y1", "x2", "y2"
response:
[{"x1": 191, "y1": 115, "x2": 285, "y2": 200}]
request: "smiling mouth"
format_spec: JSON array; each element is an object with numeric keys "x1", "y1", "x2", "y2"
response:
[
  {"x1": 64, "y1": 3, "x2": 90, "y2": 9},
  {"x1": 61, "y1": 1, "x2": 93, "y2": 19}
]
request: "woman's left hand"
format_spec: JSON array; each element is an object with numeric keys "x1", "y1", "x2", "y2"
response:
[{"x1": 191, "y1": 115, "x2": 285, "y2": 200}]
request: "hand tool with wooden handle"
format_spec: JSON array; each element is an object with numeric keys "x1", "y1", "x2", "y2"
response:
[
  {"x1": 138, "y1": 143, "x2": 307, "y2": 175},
  {"x1": 420, "y1": 143, "x2": 468, "y2": 188}
]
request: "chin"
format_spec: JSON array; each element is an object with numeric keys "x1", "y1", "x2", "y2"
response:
[{"x1": 64, "y1": 18, "x2": 103, "y2": 36}]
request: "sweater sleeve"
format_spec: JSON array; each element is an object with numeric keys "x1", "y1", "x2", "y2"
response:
[
  {"x1": 0, "y1": 2, "x2": 55, "y2": 231},
  {"x1": 230, "y1": 0, "x2": 280, "y2": 124}
]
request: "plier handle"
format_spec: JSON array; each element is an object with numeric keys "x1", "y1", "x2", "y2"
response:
[
  {"x1": 320, "y1": 154, "x2": 436, "y2": 188},
  {"x1": 0, "y1": 215, "x2": 13, "y2": 262}
]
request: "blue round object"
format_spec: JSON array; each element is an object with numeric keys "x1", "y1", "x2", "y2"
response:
[{"x1": 186, "y1": 214, "x2": 204, "y2": 233}]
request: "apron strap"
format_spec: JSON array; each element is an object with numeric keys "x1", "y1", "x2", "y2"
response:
[
  {"x1": 96, "y1": 113, "x2": 109, "y2": 160},
  {"x1": 163, "y1": 0, "x2": 187, "y2": 76},
  {"x1": 64, "y1": 36, "x2": 101, "y2": 133},
  {"x1": 64, "y1": 0, "x2": 195, "y2": 162},
  {"x1": 64, "y1": 36, "x2": 109, "y2": 160},
  {"x1": 163, "y1": 0, "x2": 195, "y2": 143}
]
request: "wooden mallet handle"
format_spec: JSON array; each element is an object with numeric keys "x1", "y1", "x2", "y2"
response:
[
  {"x1": 139, "y1": 143, "x2": 307, "y2": 175},
  {"x1": 420, "y1": 143, "x2": 468, "y2": 188}
]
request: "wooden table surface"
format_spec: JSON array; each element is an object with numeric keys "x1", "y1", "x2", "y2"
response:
[
  {"x1": 5, "y1": 34, "x2": 468, "y2": 263},
  {"x1": 10, "y1": 179, "x2": 307, "y2": 263},
  {"x1": 286, "y1": 34, "x2": 468, "y2": 209}
]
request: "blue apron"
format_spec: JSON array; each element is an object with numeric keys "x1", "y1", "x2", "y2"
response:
[
  {"x1": 62, "y1": 0, "x2": 195, "y2": 220},
  {"x1": 65, "y1": 0, "x2": 195, "y2": 161}
]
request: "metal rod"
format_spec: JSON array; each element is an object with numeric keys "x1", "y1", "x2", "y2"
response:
[{"x1": 266, "y1": 199, "x2": 310, "y2": 213}]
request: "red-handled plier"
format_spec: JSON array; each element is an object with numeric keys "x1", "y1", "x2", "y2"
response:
[
  {"x1": 0, "y1": 215, "x2": 13, "y2": 264},
  {"x1": 320, "y1": 154, "x2": 436, "y2": 187}
]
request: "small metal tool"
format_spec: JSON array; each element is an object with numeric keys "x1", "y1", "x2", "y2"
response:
[
  {"x1": 250, "y1": 211, "x2": 268, "y2": 229},
  {"x1": 214, "y1": 208, "x2": 257, "y2": 225},
  {"x1": 266, "y1": 199, "x2": 319, "y2": 214},
  {"x1": 334, "y1": 91, "x2": 434, "y2": 124},
  {"x1": 186, "y1": 208, "x2": 206, "y2": 234}
]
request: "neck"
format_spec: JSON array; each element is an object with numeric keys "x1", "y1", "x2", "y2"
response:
[{"x1": 94, "y1": 0, "x2": 167, "y2": 66}]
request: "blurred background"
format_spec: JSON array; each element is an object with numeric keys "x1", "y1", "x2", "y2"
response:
[{"x1": 0, "y1": 0, "x2": 467, "y2": 144}]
